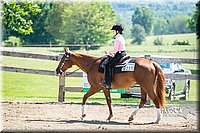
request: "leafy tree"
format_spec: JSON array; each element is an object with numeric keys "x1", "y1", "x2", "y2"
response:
[
  {"x1": 196, "y1": 2, "x2": 200, "y2": 39},
  {"x1": 188, "y1": 10, "x2": 197, "y2": 33},
  {"x1": 187, "y1": 2, "x2": 200, "y2": 35},
  {"x1": 168, "y1": 15, "x2": 191, "y2": 34},
  {"x1": 112, "y1": 1, "x2": 195, "y2": 37},
  {"x1": 45, "y1": 3, "x2": 66, "y2": 42},
  {"x1": 20, "y1": 3, "x2": 54, "y2": 44},
  {"x1": 131, "y1": 24, "x2": 145, "y2": 45},
  {"x1": 2, "y1": 0, "x2": 41, "y2": 35},
  {"x1": 153, "y1": 18, "x2": 168, "y2": 35},
  {"x1": 131, "y1": 7, "x2": 154, "y2": 35},
  {"x1": 46, "y1": 2, "x2": 116, "y2": 44}
]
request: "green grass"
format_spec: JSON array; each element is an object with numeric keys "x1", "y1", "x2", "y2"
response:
[
  {"x1": 1, "y1": 71, "x2": 198, "y2": 105},
  {"x1": 142, "y1": 33, "x2": 196, "y2": 46},
  {"x1": 1, "y1": 71, "x2": 141, "y2": 104},
  {"x1": 2, "y1": 71, "x2": 58, "y2": 102},
  {"x1": 1, "y1": 56, "x2": 57, "y2": 70}
]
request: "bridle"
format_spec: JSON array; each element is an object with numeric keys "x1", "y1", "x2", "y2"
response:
[
  {"x1": 58, "y1": 52, "x2": 70, "y2": 75},
  {"x1": 58, "y1": 52, "x2": 104, "y2": 76}
]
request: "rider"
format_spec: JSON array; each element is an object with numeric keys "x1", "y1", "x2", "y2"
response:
[{"x1": 100, "y1": 23, "x2": 126, "y2": 89}]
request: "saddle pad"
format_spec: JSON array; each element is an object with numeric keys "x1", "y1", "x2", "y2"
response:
[
  {"x1": 121, "y1": 63, "x2": 135, "y2": 71},
  {"x1": 98, "y1": 56, "x2": 136, "y2": 74}
]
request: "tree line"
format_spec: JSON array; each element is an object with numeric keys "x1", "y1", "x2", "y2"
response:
[{"x1": 2, "y1": 0, "x2": 197, "y2": 46}]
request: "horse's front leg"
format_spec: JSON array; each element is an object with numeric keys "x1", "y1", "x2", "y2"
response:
[
  {"x1": 103, "y1": 88, "x2": 113, "y2": 121},
  {"x1": 81, "y1": 87, "x2": 99, "y2": 119}
]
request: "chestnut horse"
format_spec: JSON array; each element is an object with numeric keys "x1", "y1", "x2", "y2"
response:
[{"x1": 56, "y1": 48, "x2": 166, "y2": 123}]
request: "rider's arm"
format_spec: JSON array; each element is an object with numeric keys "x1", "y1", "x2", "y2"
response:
[{"x1": 108, "y1": 39, "x2": 120, "y2": 55}]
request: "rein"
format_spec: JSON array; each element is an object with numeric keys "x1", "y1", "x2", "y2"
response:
[{"x1": 65, "y1": 56, "x2": 105, "y2": 76}]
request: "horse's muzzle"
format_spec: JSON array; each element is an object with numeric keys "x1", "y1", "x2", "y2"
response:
[
  {"x1": 55, "y1": 70, "x2": 59, "y2": 75},
  {"x1": 55, "y1": 68, "x2": 63, "y2": 76}
]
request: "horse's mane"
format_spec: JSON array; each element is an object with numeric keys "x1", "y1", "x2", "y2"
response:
[{"x1": 72, "y1": 52, "x2": 101, "y2": 60}]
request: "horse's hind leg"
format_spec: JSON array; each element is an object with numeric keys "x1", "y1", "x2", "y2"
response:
[
  {"x1": 128, "y1": 88, "x2": 147, "y2": 122},
  {"x1": 81, "y1": 87, "x2": 99, "y2": 119},
  {"x1": 147, "y1": 89, "x2": 162, "y2": 124}
]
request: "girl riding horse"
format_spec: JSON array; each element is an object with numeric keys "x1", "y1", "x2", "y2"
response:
[
  {"x1": 56, "y1": 48, "x2": 166, "y2": 124},
  {"x1": 100, "y1": 23, "x2": 126, "y2": 89}
]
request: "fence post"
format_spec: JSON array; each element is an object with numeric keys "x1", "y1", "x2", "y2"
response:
[
  {"x1": 144, "y1": 54, "x2": 151, "y2": 59},
  {"x1": 58, "y1": 75, "x2": 65, "y2": 102}
]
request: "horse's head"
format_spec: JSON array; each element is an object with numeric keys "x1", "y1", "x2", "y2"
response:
[{"x1": 56, "y1": 48, "x2": 73, "y2": 76}]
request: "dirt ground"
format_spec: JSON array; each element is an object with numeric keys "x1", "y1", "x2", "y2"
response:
[{"x1": 1, "y1": 101, "x2": 199, "y2": 132}]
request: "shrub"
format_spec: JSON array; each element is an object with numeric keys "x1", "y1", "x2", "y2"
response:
[
  {"x1": 153, "y1": 37, "x2": 164, "y2": 45},
  {"x1": 3, "y1": 36, "x2": 21, "y2": 47},
  {"x1": 172, "y1": 40, "x2": 190, "y2": 45}
]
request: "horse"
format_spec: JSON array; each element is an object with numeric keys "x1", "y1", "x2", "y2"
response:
[{"x1": 56, "y1": 48, "x2": 166, "y2": 124}]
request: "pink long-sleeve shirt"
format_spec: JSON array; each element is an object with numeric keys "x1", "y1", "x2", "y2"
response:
[{"x1": 109, "y1": 34, "x2": 126, "y2": 55}]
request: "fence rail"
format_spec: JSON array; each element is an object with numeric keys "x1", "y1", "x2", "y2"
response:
[
  {"x1": 1, "y1": 51, "x2": 60, "y2": 61},
  {"x1": 0, "y1": 66, "x2": 82, "y2": 77},
  {"x1": 1, "y1": 66, "x2": 199, "y2": 80},
  {"x1": 1, "y1": 51, "x2": 200, "y2": 64},
  {"x1": 143, "y1": 55, "x2": 200, "y2": 64},
  {"x1": 20, "y1": 44, "x2": 102, "y2": 47}
]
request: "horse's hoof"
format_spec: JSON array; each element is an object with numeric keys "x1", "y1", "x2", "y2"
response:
[
  {"x1": 106, "y1": 119, "x2": 110, "y2": 122},
  {"x1": 106, "y1": 118, "x2": 111, "y2": 122},
  {"x1": 80, "y1": 114, "x2": 86, "y2": 120},
  {"x1": 155, "y1": 118, "x2": 160, "y2": 124},
  {"x1": 106, "y1": 115, "x2": 113, "y2": 122},
  {"x1": 128, "y1": 117, "x2": 134, "y2": 122}
]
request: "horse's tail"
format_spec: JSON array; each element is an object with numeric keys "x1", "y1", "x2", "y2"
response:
[{"x1": 153, "y1": 62, "x2": 166, "y2": 108}]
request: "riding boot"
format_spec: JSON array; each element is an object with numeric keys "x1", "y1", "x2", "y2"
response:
[
  {"x1": 106, "y1": 67, "x2": 112, "y2": 88},
  {"x1": 100, "y1": 64, "x2": 111, "y2": 89}
]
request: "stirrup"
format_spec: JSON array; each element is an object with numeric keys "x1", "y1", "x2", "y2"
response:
[
  {"x1": 99, "y1": 80, "x2": 111, "y2": 89},
  {"x1": 104, "y1": 84, "x2": 111, "y2": 89}
]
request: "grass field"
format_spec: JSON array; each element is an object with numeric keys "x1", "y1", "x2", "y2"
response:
[
  {"x1": 1, "y1": 33, "x2": 199, "y2": 106},
  {"x1": 142, "y1": 33, "x2": 196, "y2": 46}
]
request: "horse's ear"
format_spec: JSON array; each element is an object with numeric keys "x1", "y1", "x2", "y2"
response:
[{"x1": 64, "y1": 47, "x2": 69, "y2": 53}]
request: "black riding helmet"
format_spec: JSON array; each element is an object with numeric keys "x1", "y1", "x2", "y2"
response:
[{"x1": 111, "y1": 23, "x2": 123, "y2": 34}]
